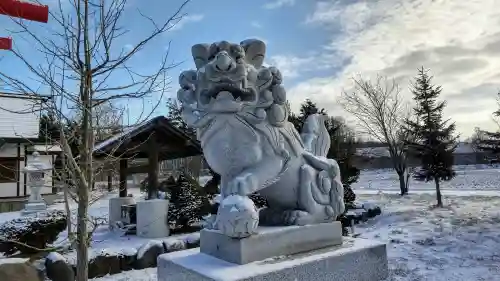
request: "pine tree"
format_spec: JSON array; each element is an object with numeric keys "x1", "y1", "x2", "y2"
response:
[
  {"x1": 405, "y1": 67, "x2": 458, "y2": 207},
  {"x1": 288, "y1": 99, "x2": 326, "y2": 132},
  {"x1": 327, "y1": 117, "x2": 360, "y2": 196},
  {"x1": 39, "y1": 113, "x2": 61, "y2": 143},
  {"x1": 167, "y1": 173, "x2": 210, "y2": 230},
  {"x1": 166, "y1": 98, "x2": 195, "y2": 136},
  {"x1": 474, "y1": 93, "x2": 500, "y2": 163}
]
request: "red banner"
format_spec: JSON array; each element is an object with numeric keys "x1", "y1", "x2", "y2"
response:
[
  {"x1": 0, "y1": 37, "x2": 12, "y2": 50},
  {"x1": 0, "y1": 0, "x2": 49, "y2": 23}
]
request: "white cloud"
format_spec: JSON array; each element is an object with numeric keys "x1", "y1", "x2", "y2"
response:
[
  {"x1": 289, "y1": 0, "x2": 500, "y2": 136},
  {"x1": 263, "y1": 0, "x2": 295, "y2": 10},
  {"x1": 251, "y1": 21, "x2": 263, "y2": 28},
  {"x1": 267, "y1": 55, "x2": 314, "y2": 78},
  {"x1": 169, "y1": 14, "x2": 204, "y2": 31},
  {"x1": 266, "y1": 53, "x2": 340, "y2": 80}
]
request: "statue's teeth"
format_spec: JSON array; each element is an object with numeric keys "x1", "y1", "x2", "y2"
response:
[{"x1": 216, "y1": 91, "x2": 234, "y2": 100}]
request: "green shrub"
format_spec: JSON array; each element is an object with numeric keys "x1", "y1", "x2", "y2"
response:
[{"x1": 167, "y1": 173, "x2": 211, "y2": 230}]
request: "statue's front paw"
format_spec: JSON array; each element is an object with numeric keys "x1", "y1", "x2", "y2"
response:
[
  {"x1": 227, "y1": 173, "x2": 258, "y2": 196},
  {"x1": 283, "y1": 210, "x2": 312, "y2": 226}
]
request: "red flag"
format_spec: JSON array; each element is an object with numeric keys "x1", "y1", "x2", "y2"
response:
[
  {"x1": 0, "y1": 0, "x2": 49, "y2": 23},
  {"x1": 0, "y1": 37, "x2": 12, "y2": 50}
]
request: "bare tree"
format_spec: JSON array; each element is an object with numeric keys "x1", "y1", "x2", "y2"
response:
[
  {"x1": 0, "y1": 0, "x2": 190, "y2": 280},
  {"x1": 341, "y1": 76, "x2": 412, "y2": 195}
]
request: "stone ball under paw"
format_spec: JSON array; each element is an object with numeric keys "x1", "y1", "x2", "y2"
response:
[{"x1": 216, "y1": 195, "x2": 259, "y2": 238}]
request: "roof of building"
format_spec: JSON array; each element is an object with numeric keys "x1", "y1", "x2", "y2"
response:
[
  {"x1": 93, "y1": 115, "x2": 201, "y2": 160},
  {"x1": 0, "y1": 92, "x2": 51, "y2": 101}
]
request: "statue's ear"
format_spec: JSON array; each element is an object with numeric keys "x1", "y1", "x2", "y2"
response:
[
  {"x1": 240, "y1": 39, "x2": 266, "y2": 68},
  {"x1": 191, "y1": 44, "x2": 210, "y2": 69}
]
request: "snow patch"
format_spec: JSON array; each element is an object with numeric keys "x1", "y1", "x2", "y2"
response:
[
  {"x1": 47, "y1": 252, "x2": 66, "y2": 262},
  {"x1": 222, "y1": 195, "x2": 255, "y2": 210},
  {"x1": 0, "y1": 258, "x2": 28, "y2": 264},
  {"x1": 137, "y1": 240, "x2": 163, "y2": 259},
  {"x1": 184, "y1": 233, "x2": 200, "y2": 244}
]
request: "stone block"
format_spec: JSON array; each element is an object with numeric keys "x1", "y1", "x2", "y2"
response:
[
  {"x1": 136, "y1": 199, "x2": 169, "y2": 238},
  {"x1": 200, "y1": 222, "x2": 343, "y2": 265},
  {"x1": 22, "y1": 202, "x2": 47, "y2": 215},
  {"x1": 108, "y1": 196, "x2": 135, "y2": 228},
  {"x1": 157, "y1": 238, "x2": 389, "y2": 281}
]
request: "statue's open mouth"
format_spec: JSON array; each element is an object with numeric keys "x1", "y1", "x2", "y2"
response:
[
  {"x1": 207, "y1": 84, "x2": 255, "y2": 102},
  {"x1": 198, "y1": 82, "x2": 257, "y2": 112}
]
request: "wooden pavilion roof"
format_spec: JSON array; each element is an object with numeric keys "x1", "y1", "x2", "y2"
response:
[{"x1": 93, "y1": 116, "x2": 201, "y2": 160}]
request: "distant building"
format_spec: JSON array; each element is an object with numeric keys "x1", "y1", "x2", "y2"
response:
[
  {"x1": 353, "y1": 142, "x2": 489, "y2": 170},
  {"x1": 0, "y1": 93, "x2": 59, "y2": 200}
]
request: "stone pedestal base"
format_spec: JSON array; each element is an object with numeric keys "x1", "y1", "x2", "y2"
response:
[
  {"x1": 22, "y1": 201, "x2": 47, "y2": 215},
  {"x1": 200, "y1": 222, "x2": 343, "y2": 264},
  {"x1": 157, "y1": 238, "x2": 389, "y2": 281},
  {"x1": 136, "y1": 199, "x2": 169, "y2": 238},
  {"x1": 109, "y1": 197, "x2": 136, "y2": 229}
]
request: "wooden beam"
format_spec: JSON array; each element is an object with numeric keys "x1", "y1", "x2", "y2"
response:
[
  {"x1": 0, "y1": 37, "x2": 12, "y2": 50},
  {"x1": 147, "y1": 133, "x2": 159, "y2": 199},
  {"x1": 0, "y1": 0, "x2": 49, "y2": 23},
  {"x1": 119, "y1": 158, "x2": 128, "y2": 197},
  {"x1": 107, "y1": 171, "x2": 113, "y2": 192},
  {"x1": 125, "y1": 164, "x2": 149, "y2": 175}
]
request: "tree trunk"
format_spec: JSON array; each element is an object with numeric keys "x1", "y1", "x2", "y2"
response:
[
  {"x1": 434, "y1": 177, "x2": 443, "y2": 207},
  {"x1": 75, "y1": 65, "x2": 93, "y2": 280},
  {"x1": 75, "y1": 183, "x2": 89, "y2": 281},
  {"x1": 405, "y1": 169, "x2": 410, "y2": 193},
  {"x1": 397, "y1": 170, "x2": 408, "y2": 196}
]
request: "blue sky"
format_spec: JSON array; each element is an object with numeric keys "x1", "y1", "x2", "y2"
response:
[{"x1": 1, "y1": 0, "x2": 500, "y2": 137}]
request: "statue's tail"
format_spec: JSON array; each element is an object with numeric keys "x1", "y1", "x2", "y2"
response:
[
  {"x1": 300, "y1": 114, "x2": 330, "y2": 158},
  {"x1": 299, "y1": 155, "x2": 345, "y2": 219}
]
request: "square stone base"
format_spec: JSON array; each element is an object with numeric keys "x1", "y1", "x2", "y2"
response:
[
  {"x1": 22, "y1": 202, "x2": 47, "y2": 215},
  {"x1": 158, "y1": 238, "x2": 389, "y2": 281},
  {"x1": 136, "y1": 199, "x2": 169, "y2": 238},
  {"x1": 200, "y1": 222, "x2": 343, "y2": 265}
]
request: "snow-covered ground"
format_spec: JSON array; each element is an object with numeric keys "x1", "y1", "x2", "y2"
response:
[
  {"x1": 357, "y1": 193, "x2": 500, "y2": 281},
  {"x1": 353, "y1": 165, "x2": 500, "y2": 191},
  {"x1": 3, "y1": 166, "x2": 500, "y2": 280},
  {"x1": 89, "y1": 192, "x2": 500, "y2": 281}
]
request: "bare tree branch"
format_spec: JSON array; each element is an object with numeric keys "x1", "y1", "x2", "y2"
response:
[
  {"x1": 0, "y1": 0, "x2": 191, "y2": 280},
  {"x1": 341, "y1": 75, "x2": 413, "y2": 194}
]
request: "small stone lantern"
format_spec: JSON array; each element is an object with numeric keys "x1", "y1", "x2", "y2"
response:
[{"x1": 22, "y1": 151, "x2": 52, "y2": 214}]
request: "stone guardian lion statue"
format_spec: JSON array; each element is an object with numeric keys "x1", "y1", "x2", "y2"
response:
[{"x1": 176, "y1": 39, "x2": 344, "y2": 230}]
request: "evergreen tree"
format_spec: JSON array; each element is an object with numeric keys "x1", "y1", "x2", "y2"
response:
[
  {"x1": 327, "y1": 117, "x2": 360, "y2": 194},
  {"x1": 167, "y1": 173, "x2": 210, "y2": 230},
  {"x1": 39, "y1": 113, "x2": 61, "y2": 143},
  {"x1": 405, "y1": 67, "x2": 458, "y2": 207},
  {"x1": 166, "y1": 98, "x2": 195, "y2": 136},
  {"x1": 288, "y1": 99, "x2": 326, "y2": 132},
  {"x1": 474, "y1": 93, "x2": 500, "y2": 163}
]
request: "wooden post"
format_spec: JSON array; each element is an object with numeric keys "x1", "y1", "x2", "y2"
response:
[
  {"x1": 107, "y1": 170, "x2": 113, "y2": 192},
  {"x1": 119, "y1": 158, "x2": 128, "y2": 197},
  {"x1": 147, "y1": 133, "x2": 159, "y2": 199}
]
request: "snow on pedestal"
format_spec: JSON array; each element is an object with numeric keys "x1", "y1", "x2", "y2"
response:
[
  {"x1": 136, "y1": 199, "x2": 170, "y2": 238},
  {"x1": 22, "y1": 152, "x2": 51, "y2": 215},
  {"x1": 109, "y1": 196, "x2": 136, "y2": 229}
]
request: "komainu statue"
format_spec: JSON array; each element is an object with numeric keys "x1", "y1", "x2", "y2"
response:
[{"x1": 176, "y1": 39, "x2": 344, "y2": 237}]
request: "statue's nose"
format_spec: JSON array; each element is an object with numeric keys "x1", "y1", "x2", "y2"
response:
[{"x1": 215, "y1": 51, "x2": 234, "y2": 72}]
